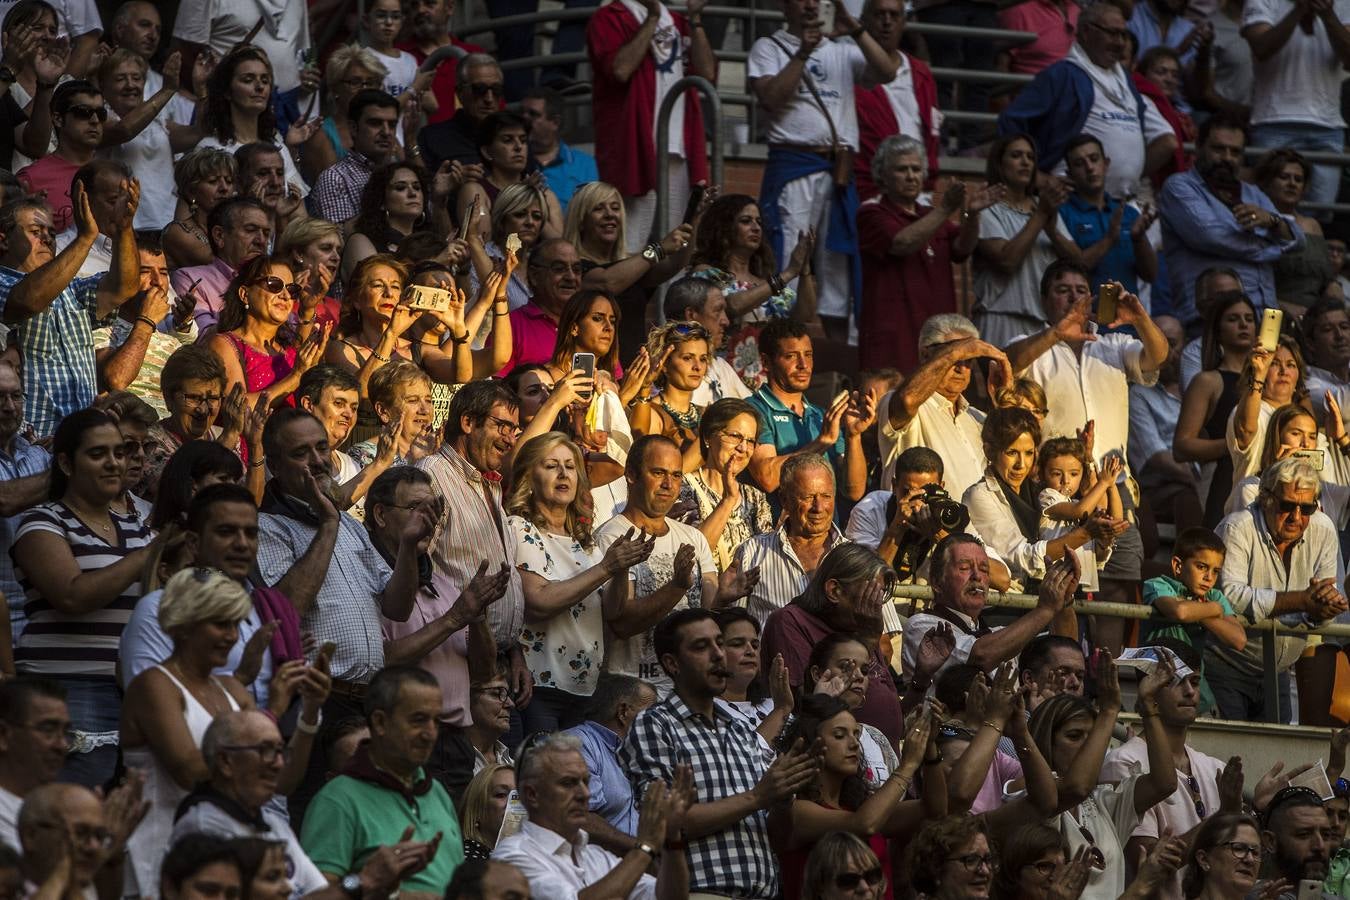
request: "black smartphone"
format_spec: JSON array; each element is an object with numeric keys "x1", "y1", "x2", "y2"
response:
[
  {"x1": 682, "y1": 185, "x2": 707, "y2": 225},
  {"x1": 572, "y1": 352, "x2": 596, "y2": 401}
]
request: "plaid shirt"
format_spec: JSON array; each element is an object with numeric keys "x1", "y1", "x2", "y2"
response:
[
  {"x1": 311, "y1": 151, "x2": 373, "y2": 224},
  {"x1": 0, "y1": 267, "x2": 103, "y2": 438},
  {"x1": 620, "y1": 693, "x2": 777, "y2": 898}
]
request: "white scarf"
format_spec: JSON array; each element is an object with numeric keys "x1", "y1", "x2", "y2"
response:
[{"x1": 1067, "y1": 42, "x2": 1132, "y2": 109}]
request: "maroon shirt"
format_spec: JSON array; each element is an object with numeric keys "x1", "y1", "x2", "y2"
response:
[
  {"x1": 760, "y1": 603, "x2": 903, "y2": 745},
  {"x1": 857, "y1": 195, "x2": 962, "y2": 374}
]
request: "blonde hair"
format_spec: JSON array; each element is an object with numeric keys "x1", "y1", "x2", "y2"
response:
[
  {"x1": 276, "y1": 217, "x2": 342, "y2": 263},
  {"x1": 158, "y1": 567, "x2": 253, "y2": 634},
  {"x1": 98, "y1": 47, "x2": 147, "y2": 83},
  {"x1": 564, "y1": 182, "x2": 625, "y2": 264},
  {"x1": 644, "y1": 320, "x2": 711, "y2": 388},
  {"x1": 459, "y1": 763, "x2": 514, "y2": 848},
  {"x1": 491, "y1": 183, "x2": 549, "y2": 246},
  {"x1": 995, "y1": 377, "x2": 1048, "y2": 416},
  {"x1": 325, "y1": 45, "x2": 390, "y2": 95},
  {"x1": 505, "y1": 432, "x2": 595, "y2": 548}
]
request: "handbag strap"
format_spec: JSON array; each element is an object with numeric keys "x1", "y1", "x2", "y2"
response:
[{"x1": 769, "y1": 34, "x2": 842, "y2": 153}]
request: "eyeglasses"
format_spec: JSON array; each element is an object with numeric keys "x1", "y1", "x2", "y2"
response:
[
  {"x1": 0, "y1": 391, "x2": 24, "y2": 406},
  {"x1": 1220, "y1": 841, "x2": 1261, "y2": 861},
  {"x1": 718, "y1": 430, "x2": 755, "y2": 448},
  {"x1": 482, "y1": 414, "x2": 522, "y2": 437},
  {"x1": 369, "y1": 10, "x2": 402, "y2": 21},
  {"x1": 1184, "y1": 774, "x2": 1207, "y2": 818},
  {"x1": 529, "y1": 260, "x2": 585, "y2": 276},
  {"x1": 1274, "y1": 497, "x2": 1318, "y2": 517},
  {"x1": 252, "y1": 275, "x2": 302, "y2": 299},
  {"x1": 34, "y1": 821, "x2": 113, "y2": 849},
  {"x1": 1086, "y1": 21, "x2": 1129, "y2": 40},
  {"x1": 476, "y1": 686, "x2": 512, "y2": 702},
  {"x1": 467, "y1": 82, "x2": 503, "y2": 98},
  {"x1": 343, "y1": 77, "x2": 383, "y2": 90},
  {"x1": 1027, "y1": 860, "x2": 1060, "y2": 876},
  {"x1": 64, "y1": 104, "x2": 108, "y2": 122},
  {"x1": 951, "y1": 853, "x2": 995, "y2": 873},
  {"x1": 834, "y1": 868, "x2": 885, "y2": 889},
  {"x1": 177, "y1": 391, "x2": 223, "y2": 409},
  {"x1": 221, "y1": 742, "x2": 289, "y2": 765}
]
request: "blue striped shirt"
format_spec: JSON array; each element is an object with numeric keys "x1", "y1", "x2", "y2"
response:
[{"x1": 0, "y1": 267, "x2": 104, "y2": 438}]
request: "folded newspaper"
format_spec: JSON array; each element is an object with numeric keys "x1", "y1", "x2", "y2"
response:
[{"x1": 1112, "y1": 646, "x2": 1196, "y2": 681}]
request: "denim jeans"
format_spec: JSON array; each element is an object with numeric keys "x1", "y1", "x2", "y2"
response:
[
  {"x1": 519, "y1": 685, "x2": 587, "y2": 735},
  {"x1": 1249, "y1": 122, "x2": 1345, "y2": 211},
  {"x1": 56, "y1": 678, "x2": 122, "y2": 790}
]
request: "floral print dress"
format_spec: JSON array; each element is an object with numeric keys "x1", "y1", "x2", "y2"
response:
[
  {"x1": 690, "y1": 265, "x2": 796, "y2": 391},
  {"x1": 508, "y1": 515, "x2": 604, "y2": 696},
  {"x1": 676, "y1": 471, "x2": 774, "y2": 572}
]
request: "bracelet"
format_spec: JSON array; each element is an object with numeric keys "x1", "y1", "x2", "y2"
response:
[
  {"x1": 689, "y1": 15, "x2": 703, "y2": 27},
  {"x1": 295, "y1": 711, "x2": 323, "y2": 735},
  {"x1": 1338, "y1": 435, "x2": 1350, "y2": 451},
  {"x1": 371, "y1": 349, "x2": 391, "y2": 363},
  {"x1": 981, "y1": 720, "x2": 1004, "y2": 732},
  {"x1": 135, "y1": 315, "x2": 157, "y2": 329},
  {"x1": 248, "y1": 456, "x2": 267, "y2": 469},
  {"x1": 634, "y1": 841, "x2": 659, "y2": 860},
  {"x1": 768, "y1": 273, "x2": 787, "y2": 295},
  {"x1": 1250, "y1": 379, "x2": 1265, "y2": 390}
]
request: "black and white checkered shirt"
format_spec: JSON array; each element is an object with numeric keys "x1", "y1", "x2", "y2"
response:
[{"x1": 619, "y1": 692, "x2": 776, "y2": 898}]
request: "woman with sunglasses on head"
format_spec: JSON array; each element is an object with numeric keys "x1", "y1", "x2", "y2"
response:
[
  {"x1": 1026, "y1": 656, "x2": 1179, "y2": 900},
  {"x1": 678, "y1": 399, "x2": 772, "y2": 571},
  {"x1": 629, "y1": 321, "x2": 712, "y2": 474},
  {"x1": 121, "y1": 568, "x2": 329, "y2": 899},
  {"x1": 208, "y1": 256, "x2": 332, "y2": 410},
  {"x1": 772, "y1": 695, "x2": 940, "y2": 900},
  {"x1": 801, "y1": 831, "x2": 889, "y2": 900},
  {"x1": 1182, "y1": 814, "x2": 1264, "y2": 900}
]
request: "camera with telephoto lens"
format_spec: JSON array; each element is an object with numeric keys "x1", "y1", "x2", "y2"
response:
[{"x1": 921, "y1": 483, "x2": 970, "y2": 533}]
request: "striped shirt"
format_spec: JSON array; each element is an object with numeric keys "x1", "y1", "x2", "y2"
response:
[
  {"x1": 12, "y1": 501, "x2": 154, "y2": 679},
  {"x1": 417, "y1": 446, "x2": 525, "y2": 648},
  {"x1": 0, "y1": 436, "x2": 50, "y2": 639},
  {"x1": 0, "y1": 267, "x2": 104, "y2": 438},
  {"x1": 735, "y1": 523, "x2": 849, "y2": 626}
]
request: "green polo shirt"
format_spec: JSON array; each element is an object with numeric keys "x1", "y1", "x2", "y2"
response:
[
  {"x1": 747, "y1": 385, "x2": 845, "y2": 464},
  {"x1": 300, "y1": 769, "x2": 464, "y2": 892}
]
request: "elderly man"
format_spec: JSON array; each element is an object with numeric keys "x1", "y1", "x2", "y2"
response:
[
  {"x1": 622, "y1": 608, "x2": 816, "y2": 900},
  {"x1": 1005, "y1": 259, "x2": 1165, "y2": 653},
  {"x1": 998, "y1": 2, "x2": 1178, "y2": 195},
  {"x1": 169, "y1": 198, "x2": 272, "y2": 335},
  {"x1": 596, "y1": 435, "x2": 751, "y2": 696},
  {"x1": 563, "y1": 674, "x2": 656, "y2": 854},
  {"x1": 0, "y1": 186, "x2": 139, "y2": 439},
  {"x1": 901, "y1": 534, "x2": 1078, "y2": 684},
  {"x1": 0, "y1": 679, "x2": 70, "y2": 849},
  {"x1": 0, "y1": 362, "x2": 50, "y2": 641},
  {"x1": 302, "y1": 666, "x2": 465, "y2": 897},
  {"x1": 878, "y1": 314, "x2": 1007, "y2": 495},
  {"x1": 18, "y1": 782, "x2": 137, "y2": 900},
  {"x1": 494, "y1": 732, "x2": 690, "y2": 900},
  {"x1": 395, "y1": 0, "x2": 486, "y2": 127},
  {"x1": 495, "y1": 239, "x2": 582, "y2": 376},
  {"x1": 663, "y1": 276, "x2": 749, "y2": 406},
  {"x1": 1212, "y1": 455, "x2": 1348, "y2": 723},
  {"x1": 418, "y1": 54, "x2": 506, "y2": 170},
  {"x1": 1158, "y1": 113, "x2": 1302, "y2": 324}
]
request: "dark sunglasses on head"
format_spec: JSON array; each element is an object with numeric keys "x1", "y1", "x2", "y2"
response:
[
  {"x1": 468, "y1": 82, "x2": 503, "y2": 98},
  {"x1": 252, "y1": 275, "x2": 302, "y2": 299},
  {"x1": 65, "y1": 104, "x2": 108, "y2": 122},
  {"x1": 835, "y1": 868, "x2": 884, "y2": 890}
]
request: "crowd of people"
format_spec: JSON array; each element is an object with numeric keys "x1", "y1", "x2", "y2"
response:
[{"x1": 0, "y1": 0, "x2": 1346, "y2": 897}]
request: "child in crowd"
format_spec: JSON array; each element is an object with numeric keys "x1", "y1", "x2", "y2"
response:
[
  {"x1": 1142, "y1": 527, "x2": 1246, "y2": 713},
  {"x1": 995, "y1": 378, "x2": 1048, "y2": 426},
  {"x1": 1037, "y1": 436, "x2": 1120, "y2": 592},
  {"x1": 361, "y1": 0, "x2": 437, "y2": 118}
]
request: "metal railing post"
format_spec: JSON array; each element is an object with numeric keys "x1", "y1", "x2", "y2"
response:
[
  {"x1": 1265, "y1": 621, "x2": 1281, "y2": 724},
  {"x1": 653, "y1": 75, "x2": 723, "y2": 244}
]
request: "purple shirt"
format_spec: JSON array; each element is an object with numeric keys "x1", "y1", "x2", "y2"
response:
[{"x1": 171, "y1": 257, "x2": 237, "y2": 338}]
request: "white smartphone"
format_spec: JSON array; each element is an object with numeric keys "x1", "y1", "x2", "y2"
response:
[
  {"x1": 818, "y1": 0, "x2": 836, "y2": 34},
  {"x1": 1259, "y1": 307, "x2": 1284, "y2": 353}
]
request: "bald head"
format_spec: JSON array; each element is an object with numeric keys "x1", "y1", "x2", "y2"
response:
[
  {"x1": 19, "y1": 784, "x2": 106, "y2": 888},
  {"x1": 201, "y1": 710, "x2": 277, "y2": 771}
]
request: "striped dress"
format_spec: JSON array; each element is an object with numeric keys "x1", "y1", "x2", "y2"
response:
[{"x1": 12, "y1": 502, "x2": 154, "y2": 678}]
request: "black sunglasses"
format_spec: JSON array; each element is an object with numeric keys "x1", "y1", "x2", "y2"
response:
[
  {"x1": 65, "y1": 104, "x2": 108, "y2": 122},
  {"x1": 835, "y1": 868, "x2": 884, "y2": 890},
  {"x1": 1274, "y1": 498, "x2": 1318, "y2": 516},
  {"x1": 252, "y1": 275, "x2": 302, "y2": 299},
  {"x1": 468, "y1": 82, "x2": 503, "y2": 98}
]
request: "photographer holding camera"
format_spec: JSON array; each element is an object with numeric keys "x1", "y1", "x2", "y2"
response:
[{"x1": 846, "y1": 446, "x2": 1012, "y2": 591}]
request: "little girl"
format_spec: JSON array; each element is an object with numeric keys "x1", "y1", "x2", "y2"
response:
[
  {"x1": 360, "y1": 0, "x2": 438, "y2": 122},
  {"x1": 1037, "y1": 436, "x2": 1122, "y2": 592}
]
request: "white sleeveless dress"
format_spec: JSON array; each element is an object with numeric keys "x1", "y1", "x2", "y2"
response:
[{"x1": 124, "y1": 665, "x2": 240, "y2": 898}]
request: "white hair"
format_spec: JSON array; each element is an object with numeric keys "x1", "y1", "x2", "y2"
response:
[
  {"x1": 871, "y1": 134, "x2": 927, "y2": 188},
  {"x1": 517, "y1": 733, "x2": 584, "y2": 785},
  {"x1": 1260, "y1": 454, "x2": 1323, "y2": 500},
  {"x1": 918, "y1": 313, "x2": 979, "y2": 350}
]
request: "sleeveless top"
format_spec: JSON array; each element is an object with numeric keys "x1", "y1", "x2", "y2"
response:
[
  {"x1": 1202, "y1": 369, "x2": 1240, "y2": 527},
  {"x1": 322, "y1": 116, "x2": 349, "y2": 162},
  {"x1": 124, "y1": 665, "x2": 240, "y2": 899},
  {"x1": 223, "y1": 333, "x2": 299, "y2": 403}
]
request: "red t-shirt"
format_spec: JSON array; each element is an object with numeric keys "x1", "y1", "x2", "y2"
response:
[
  {"x1": 395, "y1": 35, "x2": 486, "y2": 125},
  {"x1": 17, "y1": 156, "x2": 80, "y2": 232}
]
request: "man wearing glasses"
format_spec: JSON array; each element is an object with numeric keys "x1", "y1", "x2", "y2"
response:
[
  {"x1": 0, "y1": 679, "x2": 73, "y2": 852},
  {"x1": 998, "y1": 2, "x2": 1178, "y2": 196},
  {"x1": 0, "y1": 361, "x2": 49, "y2": 645},
  {"x1": 1209, "y1": 455, "x2": 1348, "y2": 723},
  {"x1": 493, "y1": 239, "x2": 582, "y2": 376}
]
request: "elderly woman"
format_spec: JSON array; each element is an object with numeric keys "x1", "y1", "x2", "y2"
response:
[
  {"x1": 276, "y1": 217, "x2": 344, "y2": 327},
  {"x1": 973, "y1": 134, "x2": 1078, "y2": 349},
  {"x1": 11, "y1": 409, "x2": 157, "y2": 786},
  {"x1": 858, "y1": 135, "x2": 1000, "y2": 373},
  {"x1": 504, "y1": 432, "x2": 651, "y2": 732},
  {"x1": 565, "y1": 181, "x2": 696, "y2": 360},
  {"x1": 629, "y1": 321, "x2": 712, "y2": 474},
  {"x1": 801, "y1": 832, "x2": 889, "y2": 900},
  {"x1": 141, "y1": 346, "x2": 242, "y2": 499},
  {"x1": 349, "y1": 360, "x2": 436, "y2": 468},
  {"x1": 1225, "y1": 401, "x2": 1350, "y2": 522},
  {"x1": 456, "y1": 113, "x2": 562, "y2": 244},
  {"x1": 963, "y1": 407, "x2": 1107, "y2": 586},
  {"x1": 459, "y1": 763, "x2": 515, "y2": 860},
  {"x1": 1182, "y1": 814, "x2": 1263, "y2": 900},
  {"x1": 678, "y1": 398, "x2": 772, "y2": 570},
  {"x1": 990, "y1": 825, "x2": 1072, "y2": 900},
  {"x1": 163, "y1": 148, "x2": 237, "y2": 269},
  {"x1": 1255, "y1": 149, "x2": 1338, "y2": 314},
  {"x1": 121, "y1": 568, "x2": 327, "y2": 898},
  {"x1": 467, "y1": 182, "x2": 551, "y2": 312},
  {"x1": 301, "y1": 45, "x2": 389, "y2": 178},
  {"x1": 905, "y1": 816, "x2": 998, "y2": 900},
  {"x1": 198, "y1": 46, "x2": 313, "y2": 199}
]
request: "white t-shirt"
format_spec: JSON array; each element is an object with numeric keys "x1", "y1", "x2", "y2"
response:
[
  {"x1": 883, "y1": 54, "x2": 924, "y2": 143},
  {"x1": 619, "y1": 0, "x2": 685, "y2": 157},
  {"x1": 105, "y1": 108, "x2": 176, "y2": 230},
  {"x1": 748, "y1": 29, "x2": 867, "y2": 150},
  {"x1": 876, "y1": 390, "x2": 988, "y2": 498},
  {"x1": 1062, "y1": 45, "x2": 1172, "y2": 198},
  {"x1": 594, "y1": 514, "x2": 716, "y2": 696},
  {"x1": 172, "y1": 0, "x2": 311, "y2": 93},
  {"x1": 0, "y1": 785, "x2": 18, "y2": 851},
  {"x1": 371, "y1": 47, "x2": 419, "y2": 100},
  {"x1": 0, "y1": 0, "x2": 99, "y2": 38},
  {"x1": 1244, "y1": 0, "x2": 1350, "y2": 128},
  {"x1": 692, "y1": 356, "x2": 752, "y2": 406}
]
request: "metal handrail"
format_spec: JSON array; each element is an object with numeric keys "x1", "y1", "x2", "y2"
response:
[{"x1": 653, "y1": 75, "x2": 723, "y2": 238}]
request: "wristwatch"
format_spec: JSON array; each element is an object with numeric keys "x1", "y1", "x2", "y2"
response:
[
  {"x1": 641, "y1": 242, "x2": 663, "y2": 263},
  {"x1": 340, "y1": 874, "x2": 363, "y2": 899},
  {"x1": 0, "y1": 66, "x2": 15, "y2": 84},
  {"x1": 635, "y1": 841, "x2": 659, "y2": 859}
]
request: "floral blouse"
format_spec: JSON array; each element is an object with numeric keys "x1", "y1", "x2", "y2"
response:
[
  {"x1": 690, "y1": 266, "x2": 796, "y2": 390},
  {"x1": 508, "y1": 515, "x2": 604, "y2": 696},
  {"x1": 676, "y1": 471, "x2": 774, "y2": 571}
]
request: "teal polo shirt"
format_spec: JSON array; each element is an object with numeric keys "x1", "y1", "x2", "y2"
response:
[
  {"x1": 300, "y1": 768, "x2": 464, "y2": 891},
  {"x1": 747, "y1": 385, "x2": 845, "y2": 464}
]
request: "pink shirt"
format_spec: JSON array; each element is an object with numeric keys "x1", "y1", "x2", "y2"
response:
[
  {"x1": 1000, "y1": 0, "x2": 1080, "y2": 74},
  {"x1": 972, "y1": 749, "x2": 1025, "y2": 814},
  {"x1": 380, "y1": 570, "x2": 472, "y2": 725},
  {"x1": 171, "y1": 257, "x2": 238, "y2": 337},
  {"x1": 17, "y1": 157, "x2": 80, "y2": 232},
  {"x1": 494, "y1": 303, "x2": 559, "y2": 377}
]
